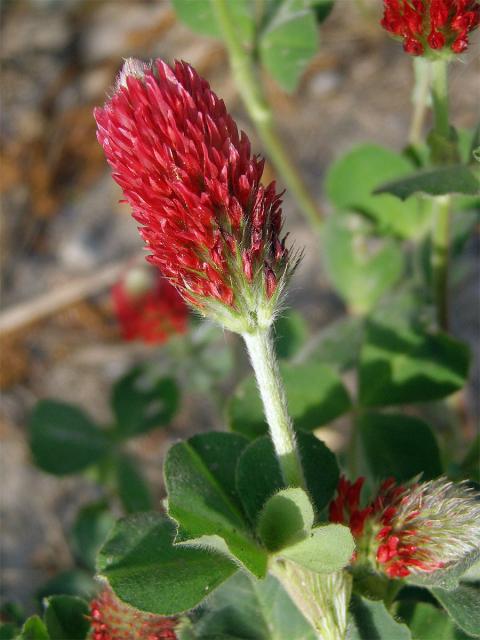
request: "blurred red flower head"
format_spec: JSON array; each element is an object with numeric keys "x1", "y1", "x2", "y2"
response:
[
  {"x1": 112, "y1": 264, "x2": 188, "y2": 344},
  {"x1": 96, "y1": 59, "x2": 294, "y2": 332},
  {"x1": 381, "y1": 0, "x2": 480, "y2": 55},
  {"x1": 90, "y1": 587, "x2": 177, "y2": 640}
]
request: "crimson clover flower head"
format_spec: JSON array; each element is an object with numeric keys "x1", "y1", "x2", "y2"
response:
[
  {"x1": 381, "y1": 0, "x2": 480, "y2": 56},
  {"x1": 112, "y1": 263, "x2": 188, "y2": 344},
  {"x1": 330, "y1": 475, "x2": 480, "y2": 579},
  {"x1": 89, "y1": 586, "x2": 178, "y2": 640},
  {"x1": 95, "y1": 58, "x2": 297, "y2": 334}
]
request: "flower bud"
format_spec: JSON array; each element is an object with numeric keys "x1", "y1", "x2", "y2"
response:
[
  {"x1": 330, "y1": 476, "x2": 480, "y2": 579},
  {"x1": 95, "y1": 59, "x2": 297, "y2": 333},
  {"x1": 89, "y1": 586, "x2": 178, "y2": 639},
  {"x1": 112, "y1": 263, "x2": 188, "y2": 344},
  {"x1": 381, "y1": 0, "x2": 480, "y2": 56}
]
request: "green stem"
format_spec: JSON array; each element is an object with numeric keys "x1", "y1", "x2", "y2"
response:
[
  {"x1": 429, "y1": 58, "x2": 451, "y2": 331},
  {"x1": 210, "y1": 0, "x2": 323, "y2": 232},
  {"x1": 430, "y1": 59, "x2": 449, "y2": 139},
  {"x1": 408, "y1": 57, "x2": 430, "y2": 147},
  {"x1": 431, "y1": 195, "x2": 451, "y2": 331},
  {"x1": 243, "y1": 328, "x2": 305, "y2": 488}
]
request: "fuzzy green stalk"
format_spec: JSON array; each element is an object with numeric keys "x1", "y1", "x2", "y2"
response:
[
  {"x1": 430, "y1": 59, "x2": 450, "y2": 140},
  {"x1": 409, "y1": 57, "x2": 431, "y2": 146},
  {"x1": 210, "y1": 0, "x2": 323, "y2": 232},
  {"x1": 243, "y1": 327, "x2": 305, "y2": 488},
  {"x1": 273, "y1": 562, "x2": 352, "y2": 639},
  {"x1": 429, "y1": 59, "x2": 451, "y2": 331}
]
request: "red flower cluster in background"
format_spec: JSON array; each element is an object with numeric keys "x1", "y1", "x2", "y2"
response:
[
  {"x1": 381, "y1": 0, "x2": 480, "y2": 55},
  {"x1": 330, "y1": 475, "x2": 480, "y2": 579},
  {"x1": 90, "y1": 588, "x2": 177, "y2": 640},
  {"x1": 96, "y1": 59, "x2": 289, "y2": 313},
  {"x1": 112, "y1": 265, "x2": 188, "y2": 344}
]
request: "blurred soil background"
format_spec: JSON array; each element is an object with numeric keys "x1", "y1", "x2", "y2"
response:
[{"x1": 0, "y1": 0, "x2": 478, "y2": 613}]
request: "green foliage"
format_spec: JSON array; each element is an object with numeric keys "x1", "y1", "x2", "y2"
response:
[
  {"x1": 29, "y1": 400, "x2": 109, "y2": 475},
  {"x1": 308, "y1": 0, "x2": 334, "y2": 22},
  {"x1": 432, "y1": 584, "x2": 480, "y2": 638},
  {"x1": 228, "y1": 360, "x2": 351, "y2": 439},
  {"x1": 359, "y1": 320, "x2": 469, "y2": 407},
  {"x1": 374, "y1": 165, "x2": 480, "y2": 200},
  {"x1": 258, "y1": 487, "x2": 315, "y2": 550},
  {"x1": 325, "y1": 144, "x2": 434, "y2": 238},
  {"x1": 171, "y1": 0, "x2": 254, "y2": 42},
  {"x1": 297, "y1": 430, "x2": 340, "y2": 516},
  {"x1": 280, "y1": 523, "x2": 354, "y2": 573},
  {"x1": 236, "y1": 431, "x2": 339, "y2": 525},
  {"x1": 164, "y1": 432, "x2": 268, "y2": 577},
  {"x1": 306, "y1": 316, "x2": 365, "y2": 371},
  {"x1": 98, "y1": 513, "x2": 237, "y2": 615},
  {"x1": 173, "y1": 0, "x2": 328, "y2": 92},
  {"x1": 111, "y1": 367, "x2": 179, "y2": 438},
  {"x1": 43, "y1": 596, "x2": 90, "y2": 640},
  {"x1": 348, "y1": 595, "x2": 412, "y2": 639},
  {"x1": 258, "y1": 0, "x2": 319, "y2": 92},
  {"x1": 358, "y1": 413, "x2": 442, "y2": 482},
  {"x1": 36, "y1": 570, "x2": 97, "y2": 603},
  {"x1": 70, "y1": 502, "x2": 116, "y2": 571},
  {"x1": 401, "y1": 602, "x2": 471, "y2": 640},
  {"x1": 0, "y1": 625, "x2": 17, "y2": 640},
  {"x1": 191, "y1": 572, "x2": 316, "y2": 639},
  {"x1": 461, "y1": 436, "x2": 480, "y2": 482},
  {"x1": 274, "y1": 309, "x2": 309, "y2": 359},
  {"x1": 235, "y1": 434, "x2": 285, "y2": 527},
  {"x1": 322, "y1": 213, "x2": 404, "y2": 314},
  {"x1": 115, "y1": 454, "x2": 153, "y2": 513},
  {"x1": 17, "y1": 616, "x2": 50, "y2": 640}
]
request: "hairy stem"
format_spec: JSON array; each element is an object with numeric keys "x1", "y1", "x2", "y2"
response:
[
  {"x1": 430, "y1": 59, "x2": 449, "y2": 140},
  {"x1": 210, "y1": 0, "x2": 323, "y2": 232},
  {"x1": 243, "y1": 328, "x2": 305, "y2": 487},
  {"x1": 409, "y1": 57, "x2": 430, "y2": 147},
  {"x1": 273, "y1": 562, "x2": 352, "y2": 639}
]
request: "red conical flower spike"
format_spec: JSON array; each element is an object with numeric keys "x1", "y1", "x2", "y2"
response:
[
  {"x1": 95, "y1": 59, "x2": 296, "y2": 333},
  {"x1": 381, "y1": 0, "x2": 480, "y2": 56},
  {"x1": 89, "y1": 587, "x2": 177, "y2": 640},
  {"x1": 330, "y1": 476, "x2": 480, "y2": 579},
  {"x1": 112, "y1": 263, "x2": 188, "y2": 344}
]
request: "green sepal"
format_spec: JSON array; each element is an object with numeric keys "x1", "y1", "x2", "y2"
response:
[
  {"x1": 257, "y1": 487, "x2": 314, "y2": 551},
  {"x1": 280, "y1": 523, "x2": 355, "y2": 574}
]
